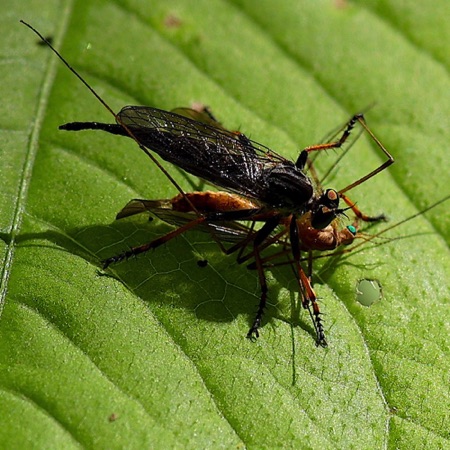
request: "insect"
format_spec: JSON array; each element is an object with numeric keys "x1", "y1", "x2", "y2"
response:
[{"x1": 22, "y1": 21, "x2": 399, "y2": 346}]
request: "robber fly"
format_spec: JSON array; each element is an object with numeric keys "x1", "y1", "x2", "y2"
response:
[{"x1": 22, "y1": 21, "x2": 396, "y2": 346}]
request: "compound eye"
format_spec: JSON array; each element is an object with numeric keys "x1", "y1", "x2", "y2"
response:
[
  {"x1": 346, "y1": 225, "x2": 357, "y2": 235},
  {"x1": 324, "y1": 189, "x2": 339, "y2": 208},
  {"x1": 326, "y1": 189, "x2": 338, "y2": 200}
]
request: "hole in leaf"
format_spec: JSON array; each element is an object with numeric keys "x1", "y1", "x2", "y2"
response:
[{"x1": 356, "y1": 279, "x2": 382, "y2": 306}]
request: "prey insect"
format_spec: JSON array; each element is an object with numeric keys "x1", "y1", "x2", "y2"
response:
[{"x1": 23, "y1": 21, "x2": 394, "y2": 346}]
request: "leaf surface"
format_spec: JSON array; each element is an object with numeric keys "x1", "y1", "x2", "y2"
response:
[{"x1": 1, "y1": 0, "x2": 449, "y2": 448}]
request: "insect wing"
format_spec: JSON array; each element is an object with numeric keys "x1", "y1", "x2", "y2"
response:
[
  {"x1": 115, "y1": 198, "x2": 169, "y2": 219},
  {"x1": 170, "y1": 107, "x2": 226, "y2": 129},
  {"x1": 171, "y1": 107, "x2": 251, "y2": 142},
  {"x1": 156, "y1": 210, "x2": 251, "y2": 243},
  {"x1": 117, "y1": 106, "x2": 310, "y2": 206},
  {"x1": 118, "y1": 198, "x2": 252, "y2": 243}
]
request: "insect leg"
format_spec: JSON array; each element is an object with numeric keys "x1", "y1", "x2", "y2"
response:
[
  {"x1": 246, "y1": 247, "x2": 292, "y2": 269},
  {"x1": 245, "y1": 216, "x2": 282, "y2": 339},
  {"x1": 290, "y1": 216, "x2": 327, "y2": 346},
  {"x1": 236, "y1": 227, "x2": 289, "y2": 265},
  {"x1": 102, "y1": 215, "x2": 207, "y2": 268},
  {"x1": 297, "y1": 114, "x2": 394, "y2": 196},
  {"x1": 301, "y1": 114, "x2": 362, "y2": 154},
  {"x1": 338, "y1": 115, "x2": 394, "y2": 194},
  {"x1": 247, "y1": 245, "x2": 269, "y2": 340},
  {"x1": 340, "y1": 193, "x2": 387, "y2": 222},
  {"x1": 213, "y1": 211, "x2": 287, "y2": 264}
]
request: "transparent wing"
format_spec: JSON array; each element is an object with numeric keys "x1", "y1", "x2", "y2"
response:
[{"x1": 117, "y1": 198, "x2": 253, "y2": 244}]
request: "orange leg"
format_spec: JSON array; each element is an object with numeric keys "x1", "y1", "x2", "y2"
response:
[
  {"x1": 300, "y1": 114, "x2": 394, "y2": 196},
  {"x1": 296, "y1": 261, "x2": 327, "y2": 347},
  {"x1": 340, "y1": 193, "x2": 387, "y2": 222},
  {"x1": 102, "y1": 215, "x2": 207, "y2": 268}
]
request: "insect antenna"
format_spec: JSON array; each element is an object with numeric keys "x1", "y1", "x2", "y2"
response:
[
  {"x1": 339, "y1": 194, "x2": 450, "y2": 254},
  {"x1": 322, "y1": 195, "x2": 448, "y2": 263},
  {"x1": 20, "y1": 20, "x2": 202, "y2": 219}
]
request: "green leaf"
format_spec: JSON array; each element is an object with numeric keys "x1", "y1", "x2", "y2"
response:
[{"x1": 1, "y1": 0, "x2": 449, "y2": 448}]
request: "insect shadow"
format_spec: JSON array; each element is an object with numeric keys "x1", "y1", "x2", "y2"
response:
[
  {"x1": 21, "y1": 20, "x2": 448, "y2": 347},
  {"x1": 11, "y1": 220, "x2": 299, "y2": 332}
]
